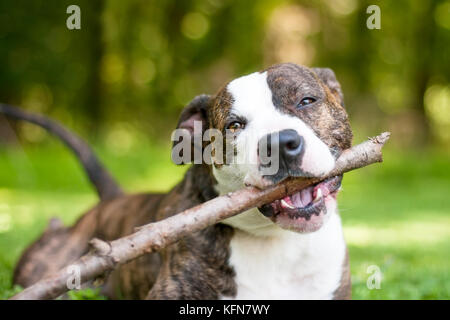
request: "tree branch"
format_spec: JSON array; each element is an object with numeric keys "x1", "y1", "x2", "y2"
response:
[{"x1": 11, "y1": 132, "x2": 390, "y2": 300}]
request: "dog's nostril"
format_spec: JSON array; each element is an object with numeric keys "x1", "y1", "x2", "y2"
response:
[{"x1": 286, "y1": 140, "x2": 299, "y2": 150}]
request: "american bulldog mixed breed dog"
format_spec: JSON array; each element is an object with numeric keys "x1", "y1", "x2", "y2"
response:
[{"x1": 9, "y1": 63, "x2": 353, "y2": 299}]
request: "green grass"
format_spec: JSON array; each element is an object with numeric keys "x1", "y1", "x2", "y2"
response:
[
  {"x1": 0, "y1": 140, "x2": 449, "y2": 299},
  {"x1": 340, "y1": 148, "x2": 450, "y2": 299}
]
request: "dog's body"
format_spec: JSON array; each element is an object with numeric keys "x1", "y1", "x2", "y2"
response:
[{"x1": 7, "y1": 63, "x2": 353, "y2": 299}]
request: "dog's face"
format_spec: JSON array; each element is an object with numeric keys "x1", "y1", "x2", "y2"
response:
[{"x1": 173, "y1": 63, "x2": 352, "y2": 234}]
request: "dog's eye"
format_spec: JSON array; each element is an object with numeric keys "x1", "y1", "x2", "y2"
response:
[
  {"x1": 298, "y1": 97, "x2": 316, "y2": 108},
  {"x1": 227, "y1": 121, "x2": 244, "y2": 133}
]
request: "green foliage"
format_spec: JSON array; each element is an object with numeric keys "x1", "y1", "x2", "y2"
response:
[
  {"x1": 1, "y1": 0, "x2": 449, "y2": 144},
  {"x1": 0, "y1": 285, "x2": 22, "y2": 300},
  {"x1": 68, "y1": 288, "x2": 107, "y2": 300}
]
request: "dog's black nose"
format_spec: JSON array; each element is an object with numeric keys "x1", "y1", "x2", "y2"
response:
[
  {"x1": 278, "y1": 129, "x2": 303, "y2": 161},
  {"x1": 258, "y1": 129, "x2": 304, "y2": 165},
  {"x1": 258, "y1": 129, "x2": 305, "y2": 182}
]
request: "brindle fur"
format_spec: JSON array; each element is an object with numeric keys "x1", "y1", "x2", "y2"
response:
[
  {"x1": 11, "y1": 63, "x2": 352, "y2": 299},
  {"x1": 265, "y1": 64, "x2": 352, "y2": 157}
]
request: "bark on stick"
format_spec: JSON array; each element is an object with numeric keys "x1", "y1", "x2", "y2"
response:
[{"x1": 11, "y1": 132, "x2": 390, "y2": 300}]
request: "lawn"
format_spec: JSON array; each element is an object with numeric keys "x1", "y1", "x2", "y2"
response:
[{"x1": 0, "y1": 139, "x2": 449, "y2": 299}]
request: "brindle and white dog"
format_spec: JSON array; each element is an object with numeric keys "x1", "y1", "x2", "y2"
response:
[{"x1": 6, "y1": 63, "x2": 353, "y2": 299}]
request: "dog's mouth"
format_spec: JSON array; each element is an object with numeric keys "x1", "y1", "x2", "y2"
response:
[{"x1": 257, "y1": 175, "x2": 342, "y2": 232}]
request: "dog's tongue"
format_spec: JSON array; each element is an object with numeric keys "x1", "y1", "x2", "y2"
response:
[
  {"x1": 291, "y1": 186, "x2": 313, "y2": 207},
  {"x1": 282, "y1": 182, "x2": 332, "y2": 209},
  {"x1": 262, "y1": 176, "x2": 342, "y2": 216}
]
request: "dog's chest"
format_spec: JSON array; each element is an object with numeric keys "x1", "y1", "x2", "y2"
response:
[{"x1": 222, "y1": 213, "x2": 346, "y2": 300}]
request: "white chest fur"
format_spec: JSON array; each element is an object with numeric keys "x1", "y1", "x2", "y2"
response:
[{"x1": 222, "y1": 212, "x2": 346, "y2": 300}]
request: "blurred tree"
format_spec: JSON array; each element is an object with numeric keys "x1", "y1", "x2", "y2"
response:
[
  {"x1": 82, "y1": 0, "x2": 104, "y2": 132},
  {"x1": 0, "y1": 0, "x2": 448, "y2": 147}
]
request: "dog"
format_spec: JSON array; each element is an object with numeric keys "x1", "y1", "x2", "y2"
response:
[{"x1": 3, "y1": 63, "x2": 353, "y2": 299}]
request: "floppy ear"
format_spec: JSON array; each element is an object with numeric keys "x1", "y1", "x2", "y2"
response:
[
  {"x1": 312, "y1": 68, "x2": 344, "y2": 107},
  {"x1": 171, "y1": 94, "x2": 211, "y2": 165}
]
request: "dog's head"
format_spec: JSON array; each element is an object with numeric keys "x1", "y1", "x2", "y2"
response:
[{"x1": 172, "y1": 63, "x2": 352, "y2": 234}]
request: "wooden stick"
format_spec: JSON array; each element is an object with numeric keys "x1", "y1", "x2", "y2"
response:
[{"x1": 11, "y1": 132, "x2": 390, "y2": 300}]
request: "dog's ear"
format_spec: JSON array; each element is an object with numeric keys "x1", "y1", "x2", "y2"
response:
[
  {"x1": 312, "y1": 68, "x2": 344, "y2": 107},
  {"x1": 171, "y1": 94, "x2": 211, "y2": 165}
]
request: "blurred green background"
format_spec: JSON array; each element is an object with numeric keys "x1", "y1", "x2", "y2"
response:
[{"x1": 0, "y1": 0, "x2": 449, "y2": 299}]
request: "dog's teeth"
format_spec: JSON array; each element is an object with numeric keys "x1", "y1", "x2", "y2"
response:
[
  {"x1": 313, "y1": 188, "x2": 323, "y2": 202},
  {"x1": 281, "y1": 199, "x2": 295, "y2": 209}
]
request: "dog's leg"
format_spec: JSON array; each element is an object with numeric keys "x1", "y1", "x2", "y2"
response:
[
  {"x1": 13, "y1": 208, "x2": 100, "y2": 288},
  {"x1": 14, "y1": 192, "x2": 165, "y2": 296}
]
